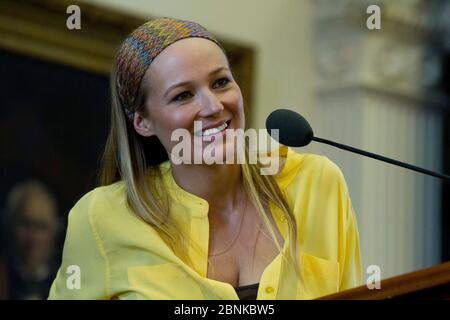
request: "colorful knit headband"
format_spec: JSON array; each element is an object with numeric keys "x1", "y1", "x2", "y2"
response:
[{"x1": 114, "y1": 17, "x2": 224, "y2": 121}]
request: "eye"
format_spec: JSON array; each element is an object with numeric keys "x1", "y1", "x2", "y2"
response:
[
  {"x1": 213, "y1": 77, "x2": 231, "y2": 89},
  {"x1": 172, "y1": 91, "x2": 193, "y2": 102}
]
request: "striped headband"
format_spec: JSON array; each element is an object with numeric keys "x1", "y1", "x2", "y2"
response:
[{"x1": 114, "y1": 17, "x2": 224, "y2": 121}]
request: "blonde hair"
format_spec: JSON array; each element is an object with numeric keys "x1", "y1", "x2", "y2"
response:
[{"x1": 99, "y1": 54, "x2": 301, "y2": 281}]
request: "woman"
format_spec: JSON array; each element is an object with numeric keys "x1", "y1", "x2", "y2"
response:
[{"x1": 48, "y1": 17, "x2": 362, "y2": 300}]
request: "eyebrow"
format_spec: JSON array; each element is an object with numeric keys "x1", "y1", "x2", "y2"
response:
[{"x1": 163, "y1": 66, "x2": 230, "y2": 98}]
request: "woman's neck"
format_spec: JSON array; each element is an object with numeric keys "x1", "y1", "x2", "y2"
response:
[{"x1": 170, "y1": 162, "x2": 244, "y2": 214}]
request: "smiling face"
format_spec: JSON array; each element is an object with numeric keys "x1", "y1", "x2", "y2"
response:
[{"x1": 134, "y1": 37, "x2": 245, "y2": 164}]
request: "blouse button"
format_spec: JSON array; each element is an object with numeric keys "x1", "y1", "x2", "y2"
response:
[
  {"x1": 280, "y1": 215, "x2": 287, "y2": 223},
  {"x1": 265, "y1": 286, "x2": 275, "y2": 294}
]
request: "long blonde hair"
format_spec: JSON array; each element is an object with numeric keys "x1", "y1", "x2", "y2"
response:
[{"x1": 98, "y1": 64, "x2": 301, "y2": 280}]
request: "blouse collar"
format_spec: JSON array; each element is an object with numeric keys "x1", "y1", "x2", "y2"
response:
[{"x1": 158, "y1": 146, "x2": 297, "y2": 218}]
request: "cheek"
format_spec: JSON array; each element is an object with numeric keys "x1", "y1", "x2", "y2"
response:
[
  {"x1": 36, "y1": 231, "x2": 53, "y2": 246},
  {"x1": 224, "y1": 88, "x2": 245, "y2": 126},
  {"x1": 168, "y1": 109, "x2": 197, "y2": 129},
  {"x1": 225, "y1": 86, "x2": 244, "y2": 112},
  {"x1": 14, "y1": 227, "x2": 27, "y2": 243},
  {"x1": 152, "y1": 108, "x2": 197, "y2": 140}
]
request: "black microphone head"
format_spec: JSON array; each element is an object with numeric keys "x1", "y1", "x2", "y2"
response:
[{"x1": 266, "y1": 109, "x2": 314, "y2": 147}]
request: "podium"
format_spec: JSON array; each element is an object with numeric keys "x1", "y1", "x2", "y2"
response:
[{"x1": 319, "y1": 262, "x2": 450, "y2": 299}]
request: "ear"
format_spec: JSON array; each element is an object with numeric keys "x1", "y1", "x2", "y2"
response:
[{"x1": 133, "y1": 112, "x2": 155, "y2": 137}]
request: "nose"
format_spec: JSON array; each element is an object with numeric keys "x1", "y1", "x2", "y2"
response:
[{"x1": 198, "y1": 89, "x2": 224, "y2": 117}]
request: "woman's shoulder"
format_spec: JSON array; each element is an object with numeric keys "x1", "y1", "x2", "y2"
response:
[
  {"x1": 274, "y1": 146, "x2": 346, "y2": 189},
  {"x1": 67, "y1": 180, "x2": 166, "y2": 248},
  {"x1": 74, "y1": 180, "x2": 127, "y2": 209},
  {"x1": 67, "y1": 181, "x2": 128, "y2": 231}
]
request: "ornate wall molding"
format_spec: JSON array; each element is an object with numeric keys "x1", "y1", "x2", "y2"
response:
[
  {"x1": 311, "y1": 0, "x2": 449, "y2": 107},
  {"x1": 310, "y1": 0, "x2": 448, "y2": 278}
]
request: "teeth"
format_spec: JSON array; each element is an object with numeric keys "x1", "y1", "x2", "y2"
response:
[{"x1": 195, "y1": 122, "x2": 228, "y2": 137}]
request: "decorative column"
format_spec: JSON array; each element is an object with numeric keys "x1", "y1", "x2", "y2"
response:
[{"x1": 310, "y1": 0, "x2": 449, "y2": 278}]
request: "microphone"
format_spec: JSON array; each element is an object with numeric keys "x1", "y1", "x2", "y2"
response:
[{"x1": 266, "y1": 108, "x2": 450, "y2": 181}]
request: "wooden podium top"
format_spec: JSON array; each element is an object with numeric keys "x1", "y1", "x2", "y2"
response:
[{"x1": 319, "y1": 261, "x2": 450, "y2": 300}]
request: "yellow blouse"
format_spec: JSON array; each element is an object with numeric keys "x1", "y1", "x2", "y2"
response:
[{"x1": 48, "y1": 147, "x2": 362, "y2": 300}]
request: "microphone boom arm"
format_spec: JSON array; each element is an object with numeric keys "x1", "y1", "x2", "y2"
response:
[{"x1": 312, "y1": 136, "x2": 450, "y2": 181}]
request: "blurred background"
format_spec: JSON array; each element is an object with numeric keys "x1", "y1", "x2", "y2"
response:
[{"x1": 0, "y1": 0, "x2": 449, "y2": 299}]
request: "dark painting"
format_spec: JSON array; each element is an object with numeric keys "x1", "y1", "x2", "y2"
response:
[{"x1": 0, "y1": 49, "x2": 110, "y2": 251}]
